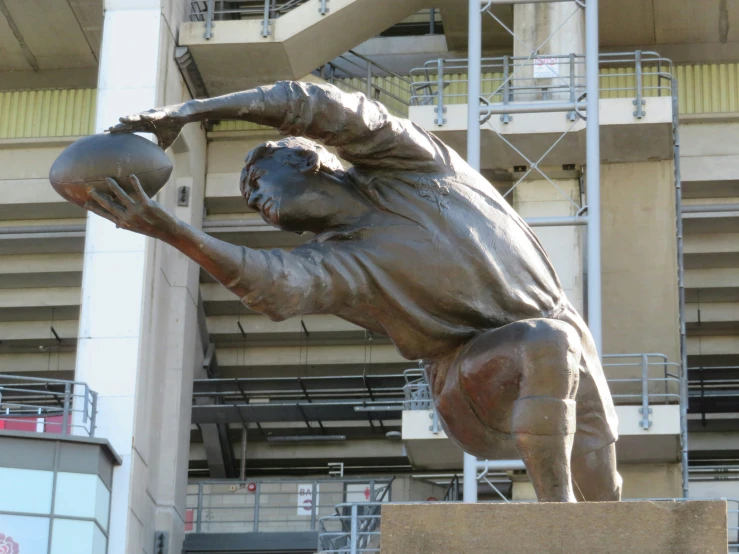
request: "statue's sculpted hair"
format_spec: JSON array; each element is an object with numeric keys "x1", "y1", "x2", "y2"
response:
[{"x1": 240, "y1": 137, "x2": 345, "y2": 197}]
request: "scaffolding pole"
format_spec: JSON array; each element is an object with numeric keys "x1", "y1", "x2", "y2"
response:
[
  {"x1": 463, "y1": 0, "x2": 483, "y2": 503},
  {"x1": 463, "y1": 0, "x2": 602, "y2": 501},
  {"x1": 585, "y1": 0, "x2": 602, "y2": 356}
]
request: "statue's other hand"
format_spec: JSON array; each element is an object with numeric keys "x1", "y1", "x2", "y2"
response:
[
  {"x1": 84, "y1": 175, "x2": 179, "y2": 241},
  {"x1": 109, "y1": 102, "x2": 194, "y2": 150}
]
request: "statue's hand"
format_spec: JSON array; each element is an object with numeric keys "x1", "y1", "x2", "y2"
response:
[
  {"x1": 85, "y1": 175, "x2": 179, "y2": 240},
  {"x1": 108, "y1": 102, "x2": 194, "y2": 150}
]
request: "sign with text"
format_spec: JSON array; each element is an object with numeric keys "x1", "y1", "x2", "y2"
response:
[
  {"x1": 297, "y1": 484, "x2": 319, "y2": 516},
  {"x1": 533, "y1": 58, "x2": 559, "y2": 79}
]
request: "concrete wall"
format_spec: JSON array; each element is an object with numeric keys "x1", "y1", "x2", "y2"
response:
[
  {"x1": 514, "y1": 179, "x2": 583, "y2": 313},
  {"x1": 601, "y1": 160, "x2": 681, "y2": 364}
]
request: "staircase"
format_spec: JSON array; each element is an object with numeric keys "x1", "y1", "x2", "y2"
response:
[{"x1": 180, "y1": 0, "x2": 426, "y2": 96}]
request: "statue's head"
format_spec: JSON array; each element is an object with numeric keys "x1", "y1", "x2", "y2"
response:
[{"x1": 240, "y1": 137, "x2": 362, "y2": 233}]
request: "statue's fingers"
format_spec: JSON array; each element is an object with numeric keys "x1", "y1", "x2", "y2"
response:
[
  {"x1": 84, "y1": 200, "x2": 121, "y2": 226},
  {"x1": 128, "y1": 174, "x2": 150, "y2": 202},
  {"x1": 89, "y1": 189, "x2": 127, "y2": 219},
  {"x1": 105, "y1": 177, "x2": 135, "y2": 207}
]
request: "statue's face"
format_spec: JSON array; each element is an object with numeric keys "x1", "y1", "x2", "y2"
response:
[{"x1": 242, "y1": 158, "x2": 356, "y2": 233}]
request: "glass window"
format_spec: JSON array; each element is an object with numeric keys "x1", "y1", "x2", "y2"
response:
[
  {"x1": 92, "y1": 524, "x2": 107, "y2": 554},
  {"x1": 0, "y1": 467, "x2": 53, "y2": 514},
  {"x1": 94, "y1": 477, "x2": 111, "y2": 531},
  {"x1": 54, "y1": 473, "x2": 97, "y2": 519},
  {"x1": 0, "y1": 513, "x2": 50, "y2": 554},
  {"x1": 50, "y1": 519, "x2": 95, "y2": 554}
]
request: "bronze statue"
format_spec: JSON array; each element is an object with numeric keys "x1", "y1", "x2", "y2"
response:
[{"x1": 86, "y1": 81, "x2": 620, "y2": 502}]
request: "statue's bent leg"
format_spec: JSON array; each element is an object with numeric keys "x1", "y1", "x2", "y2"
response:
[
  {"x1": 454, "y1": 319, "x2": 582, "y2": 503},
  {"x1": 509, "y1": 319, "x2": 581, "y2": 503},
  {"x1": 571, "y1": 442, "x2": 622, "y2": 501}
]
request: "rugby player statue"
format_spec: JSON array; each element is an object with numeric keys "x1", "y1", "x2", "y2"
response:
[{"x1": 59, "y1": 81, "x2": 621, "y2": 503}]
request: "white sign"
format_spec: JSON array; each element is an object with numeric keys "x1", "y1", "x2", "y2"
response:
[
  {"x1": 533, "y1": 58, "x2": 559, "y2": 79},
  {"x1": 297, "y1": 484, "x2": 319, "y2": 516}
]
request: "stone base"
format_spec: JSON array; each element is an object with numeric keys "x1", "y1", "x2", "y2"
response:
[{"x1": 380, "y1": 501, "x2": 727, "y2": 554}]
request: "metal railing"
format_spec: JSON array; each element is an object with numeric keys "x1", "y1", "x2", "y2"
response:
[
  {"x1": 404, "y1": 353, "x2": 682, "y2": 435},
  {"x1": 186, "y1": 477, "x2": 393, "y2": 534},
  {"x1": 409, "y1": 51, "x2": 673, "y2": 124},
  {"x1": 0, "y1": 374, "x2": 98, "y2": 437},
  {"x1": 190, "y1": 0, "x2": 328, "y2": 39},
  {"x1": 318, "y1": 498, "x2": 738, "y2": 553},
  {"x1": 689, "y1": 366, "x2": 739, "y2": 417},
  {"x1": 318, "y1": 51, "x2": 413, "y2": 117}
]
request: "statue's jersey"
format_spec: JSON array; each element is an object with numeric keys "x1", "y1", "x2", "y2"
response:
[
  {"x1": 235, "y1": 81, "x2": 618, "y2": 452},
  {"x1": 241, "y1": 81, "x2": 565, "y2": 361}
]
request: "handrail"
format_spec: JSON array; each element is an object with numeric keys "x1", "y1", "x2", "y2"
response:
[
  {"x1": 191, "y1": 0, "x2": 329, "y2": 39},
  {"x1": 187, "y1": 477, "x2": 393, "y2": 534},
  {"x1": 0, "y1": 374, "x2": 98, "y2": 437},
  {"x1": 319, "y1": 51, "x2": 413, "y2": 117},
  {"x1": 409, "y1": 50, "x2": 674, "y2": 122}
]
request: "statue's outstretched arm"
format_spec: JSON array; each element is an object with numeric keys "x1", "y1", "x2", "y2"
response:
[
  {"x1": 110, "y1": 82, "x2": 443, "y2": 172},
  {"x1": 86, "y1": 174, "x2": 337, "y2": 318}
]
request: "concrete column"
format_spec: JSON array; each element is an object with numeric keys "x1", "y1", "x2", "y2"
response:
[
  {"x1": 513, "y1": 179, "x2": 584, "y2": 313},
  {"x1": 74, "y1": 2, "x2": 206, "y2": 553},
  {"x1": 512, "y1": 3, "x2": 585, "y2": 101},
  {"x1": 74, "y1": 3, "x2": 163, "y2": 553}
]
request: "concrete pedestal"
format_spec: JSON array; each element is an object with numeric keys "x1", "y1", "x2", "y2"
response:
[{"x1": 380, "y1": 501, "x2": 727, "y2": 554}]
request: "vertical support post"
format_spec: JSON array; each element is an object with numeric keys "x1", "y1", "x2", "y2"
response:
[
  {"x1": 467, "y1": 0, "x2": 482, "y2": 170},
  {"x1": 464, "y1": 0, "x2": 483, "y2": 505},
  {"x1": 82, "y1": 384, "x2": 89, "y2": 426},
  {"x1": 567, "y1": 53, "x2": 577, "y2": 121},
  {"x1": 463, "y1": 453, "x2": 477, "y2": 503},
  {"x1": 350, "y1": 504, "x2": 359, "y2": 554},
  {"x1": 239, "y1": 426, "x2": 248, "y2": 481},
  {"x1": 254, "y1": 481, "x2": 262, "y2": 533},
  {"x1": 262, "y1": 0, "x2": 270, "y2": 37},
  {"x1": 435, "y1": 58, "x2": 445, "y2": 126},
  {"x1": 62, "y1": 382, "x2": 71, "y2": 435},
  {"x1": 89, "y1": 390, "x2": 97, "y2": 437},
  {"x1": 429, "y1": 407, "x2": 440, "y2": 434},
  {"x1": 633, "y1": 50, "x2": 645, "y2": 119},
  {"x1": 501, "y1": 56, "x2": 511, "y2": 124},
  {"x1": 640, "y1": 354, "x2": 652, "y2": 430},
  {"x1": 196, "y1": 483, "x2": 203, "y2": 533},
  {"x1": 585, "y1": 0, "x2": 602, "y2": 356},
  {"x1": 429, "y1": 8, "x2": 436, "y2": 35},
  {"x1": 366, "y1": 61, "x2": 373, "y2": 99},
  {"x1": 310, "y1": 482, "x2": 317, "y2": 530},
  {"x1": 254, "y1": 482, "x2": 261, "y2": 531},
  {"x1": 205, "y1": 0, "x2": 214, "y2": 39},
  {"x1": 672, "y1": 77, "x2": 689, "y2": 498}
]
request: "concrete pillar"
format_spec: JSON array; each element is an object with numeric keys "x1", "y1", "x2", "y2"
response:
[
  {"x1": 513, "y1": 179, "x2": 584, "y2": 313},
  {"x1": 74, "y1": 2, "x2": 206, "y2": 553},
  {"x1": 512, "y1": 3, "x2": 585, "y2": 101}
]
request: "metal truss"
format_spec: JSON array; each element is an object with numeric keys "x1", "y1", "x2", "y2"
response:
[{"x1": 464, "y1": 0, "x2": 602, "y2": 504}]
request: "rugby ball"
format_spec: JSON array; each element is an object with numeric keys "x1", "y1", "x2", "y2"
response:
[{"x1": 49, "y1": 133, "x2": 173, "y2": 207}]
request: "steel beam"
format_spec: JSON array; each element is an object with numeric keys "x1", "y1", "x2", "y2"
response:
[
  {"x1": 585, "y1": 0, "x2": 602, "y2": 356},
  {"x1": 526, "y1": 216, "x2": 588, "y2": 227},
  {"x1": 480, "y1": 101, "x2": 586, "y2": 115},
  {"x1": 464, "y1": 0, "x2": 483, "y2": 504}
]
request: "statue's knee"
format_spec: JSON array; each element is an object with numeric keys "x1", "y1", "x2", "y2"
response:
[
  {"x1": 518, "y1": 320, "x2": 582, "y2": 396},
  {"x1": 511, "y1": 396, "x2": 577, "y2": 436}
]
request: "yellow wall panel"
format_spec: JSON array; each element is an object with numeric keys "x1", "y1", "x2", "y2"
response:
[
  {"x1": 4, "y1": 63, "x2": 739, "y2": 138},
  {"x1": 0, "y1": 88, "x2": 97, "y2": 139}
]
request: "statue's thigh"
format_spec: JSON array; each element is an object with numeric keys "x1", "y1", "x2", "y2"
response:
[{"x1": 442, "y1": 319, "x2": 581, "y2": 435}]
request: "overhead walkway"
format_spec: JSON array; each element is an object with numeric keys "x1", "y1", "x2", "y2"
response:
[{"x1": 179, "y1": 0, "x2": 426, "y2": 96}]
